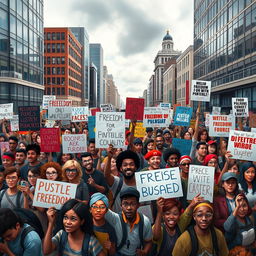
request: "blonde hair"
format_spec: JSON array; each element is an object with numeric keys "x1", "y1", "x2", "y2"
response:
[{"x1": 62, "y1": 159, "x2": 83, "y2": 183}]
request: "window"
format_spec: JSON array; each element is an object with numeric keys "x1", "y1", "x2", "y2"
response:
[
  {"x1": 47, "y1": 32, "x2": 51, "y2": 40},
  {"x1": 0, "y1": 9, "x2": 8, "y2": 31},
  {"x1": 57, "y1": 43, "x2": 60, "y2": 53},
  {"x1": 52, "y1": 32, "x2": 56, "y2": 40},
  {"x1": 47, "y1": 43, "x2": 51, "y2": 53},
  {"x1": 61, "y1": 32, "x2": 65, "y2": 40},
  {"x1": 52, "y1": 44, "x2": 56, "y2": 53},
  {"x1": 52, "y1": 67, "x2": 56, "y2": 75},
  {"x1": 61, "y1": 43, "x2": 65, "y2": 52},
  {"x1": 47, "y1": 57, "x2": 51, "y2": 64},
  {"x1": 61, "y1": 57, "x2": 65, "y2": 64}
]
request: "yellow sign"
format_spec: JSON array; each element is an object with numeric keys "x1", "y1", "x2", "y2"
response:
[{"x1": 130, "y1": 122, "x2": 146, "y2": 138}]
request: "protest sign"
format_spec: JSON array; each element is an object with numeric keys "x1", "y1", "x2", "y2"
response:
[
  {"x1": 251, "y1": 128, "x2": 256, "y2": 133},
  {"x1": 0, "y1": 142, "x2": 9, "y2": 156},
  {"x1": 191, "y1": 80, "x2": 211, "y2": 102},
  {"x1": 100, "y1": 104, "x2": 114, "y2": 112},
  {"x1": 0, "y1": 103, "x2": 13, "y2": 119},
  {"x1": 125, "y1": 119, "x2": 130, "y2": 128},
  {"x1": 125, "y1": 98, "x2": 144, "y2": 120},
  {"x1": 135, "y1": 168, "x2": 183, "y2": 202},
  {"x1": 143, "y1": 107, "x2": 170, "y2": 127},
  {"x1": 40, "y1": 128, "x2": 60, "y2": 153},
  {"x1": 160, "y1": 103, "x2": 171, "y2": 108},
  {"x1": 212, "y1": 106, "x2": 221, "y2": 115},
  {"x1": 173, "y1": 107, "x2": 192, "y2": 126},
  {"x1": 10, "y1": 115, "x2": 19, "y2": 131},
  {"x1": 187, "y1": 165, "x2": 215, "y2": 202},
  {"x1": 62, "y1": 134, "x2": 87, "y2": 154},
  {"x1": 42, "y1": 95, "x2": 56, "y2": 109},
  {"x1": 71, "y1": 107, "x2": 89, "y2": 122},
  {"x1": 129, "y1": 122, "x2": 146, "y2": 138},
  {"x1": 90, "y1": 108, "x2": 101, "y2": 116},
  {"x1": 48, "y1": 100, "x2": 72, "y2": 120},
  {"x1": 227, "y1": 130, "x2": 256, "y2": 161},
  {"x1": 232, "y1": 98, "x2": 249, "y2": 117},
  {"x1": 96, "y1": 112, "x2": 125, "y2": 148},
  {"x1": 172, "y1": 138, "x2": 192, "y2": 156},
  {"x1": 88, "y1": 116, "x2": 96, "y2": 139},
  {"x1": 18, "y1": 106, "x2": 40, "y2": 131},
  {"x1": 33, "y1": 179, "x2": 77, "y2": 210},
  {"x1": 205, "y1": 113, "x2": 210, "y2": 127},
  {"x1": 209, "y1": 115, "x2": 235, "y2": 137}
]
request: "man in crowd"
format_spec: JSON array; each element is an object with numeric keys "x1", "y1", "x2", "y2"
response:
[
  {"x1": 15, "y1": 148, "x2": 27, "y2": 170},
  {"x1": 132, "y1": 138, "x2": 147, "y2": 171},
  {"x1": 1, "y1": 152, "x2": 15, "y2": 170},
  {"x1": 163, "y1": 148, "x2": 181, "y2": 168},
  {"x1": 8, "y1": 136, "x2": 18, "y2": 155},
  {"x1": 87, "y1": 138, "x2": 100, "y2": 169},
  {"x1": 192, "y1": 142, "x2": 208, "y2": 165}
]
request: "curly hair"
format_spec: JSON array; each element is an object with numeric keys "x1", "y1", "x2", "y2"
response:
[
  {"x1": 40, "y1": 162, "x2": 63, "y2": 181},
  {"x1": 62, "y1": 160, "x2": 83, "y2": 183}
]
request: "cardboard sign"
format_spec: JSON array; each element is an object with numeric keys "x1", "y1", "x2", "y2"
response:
[
  {"x1": 40, "y1": 128, "x2": 60, "y2": 153},
  {"x1": 135, "y1": 168, "x2": 183, "y2": 202},
  {"x1": 100, "y1": 104, "x2": 114, "y2": 112},
  {"x1": 172, "y1": 138, "x2": 192, "y2": 156},
  {"x1": 88, "y1": 116, "x2": 96, "y2": 139},
  {"x1": 96, "y1": 112, "x2": 125, "y2": 148},
  {"x1": 90, "y1": 108, "x2": 101, "y2": 116},
  {"x1": 33, "y1": 179, "x2": 77, "y2": 210},
  {"x1": 125, "y1": 98, "x2": 144, "y2": 120},
  {"x1": 232, "y1": 98, "x2": 249, "y2": 117},
  {"x1": 0, "y1": 142, "x2": 9, "y2": 156},
  {"x1": 48, "y1": 100, "x2": 72, "y2": 120},
  {"x1": 143, "y1": 107, "x2": 171, "y2": 127},
  {"x1": 130, "y1": 122, "x2": 146, "y2": 138},
  {"x1": 227, "y1": 130, "x2": 256, "y2": 161},
  {"x1": 187, "y1": 165, "x2": 215, "y2": 202},
  {"x1": 18, "y1": 106, "x2": 40, "y2": 131},
  {"x1": 191, "y1": 80, "x2": 211, "y2": 102},
  {"x1": 10, "y1": 115, "x2": 19, "y2": 131},
  {"x1": 62, "y1": 134, "x2": 87, "y2": 154},
  {"x1": 0, "y1": 103, "x2": 13, "y2": 119},
  {"x1": 209, "y1": 115, "x2": 235, "y2": 137},
  {"x1": 71, "y1": 107, "x2": 89, "y2": 122},
  {"x1": 42, "y1": 95, "x2": 56, "y2": 109},
  {"x1": 160, "y1": 103, "x2": 171, "y2": 108},
  {"x1": 212, "y1": 106, "x2": 221, "y2": 115},
  {"x1": 173, "y1": 107, "x2": 192, "y2": 126}
]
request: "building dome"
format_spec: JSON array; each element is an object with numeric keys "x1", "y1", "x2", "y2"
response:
[{"x1": 163, "y1": 30, "x2": 173, "y2": 41}]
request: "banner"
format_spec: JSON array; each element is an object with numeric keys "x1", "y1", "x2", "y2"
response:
[
  {"x1": 96, "y1": 112, "x2": 125, "y2": 148},
  {"x1": 40, "y1": 128, "x2": 60, "y2": 153},
  {"x1": 232, "y1": 98, "x2": 249, "y2": 117},
  {"x1": 0, "y1": 103, "x2": 13, "y2": 119},
  {"x1": 100, "y1": 104, "x2": 114, "y2": 112},
  {"x1": 227, "y1": 130, "x2": 256, "y2": 161},
  {"x1": 129, "y1": 122, "x2": 146, "y2": 138},
  {"x1": 71, "y1": 107, "x2": 89, "y2": 122},
  {"x1": 191, "y1": 80, "x2": 211, "y2": 102},
  {"x1": 173, "y1": 107, "x2": 192, "y2": 126},
  {"x1": 209, "y1": 115, "x2": 235, "y2": 137},
  {"x1": 88, "y1": 116, "x2": 96, "y2": 139},
  {"x1": 135, "y1": 168, "x2": 183, "y2": 202},
  {"x1": 62, "y1": 134, "x2": 87, "y2": 154},
  {"x1": 125, "y1": 98, "x2": 144, "y2": 120},
  {"x1": 42, "y1": 95, "x2": 56, "y2": 109},
  {"x1": 160, "y1": 103, "x2": 171, "y2": 108},
  {"x1": 18, "y1": 106, "x2": 40, "y2": 131},
  {"x1": 187, "y1": 165, "x2": 215, "y2": 202},
  {"x1": 48, "y1": 100, "x2": 72, "y2": 120},
  {"x1": 33, "y1": 179, "x2": 77, "y2": 210},
  {"x1": 10, "y1": 115, "x2": 19, "y2": 131},
  {"x1": 172, "y1": 138, "x2": 192, "y2": 156},
  {"x1": 143, "y1": 107, "x2": 170, "y2": 127},
  {"x1": 212, "y1": 106, "x2": 221, "y2": 115}
]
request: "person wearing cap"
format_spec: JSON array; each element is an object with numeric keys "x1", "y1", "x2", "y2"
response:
[
  {"x1": 163, "y1": 148, "x2": 181, "y2": 168},
  {"x1": 163, "y1": 129, "x2": 172, "y2": 146},
  {"x1": 104, "y1": 187, "x2": 153, "y2": 256},
  {"x1": 213, "y1": 172, "x2": 240, "y2": 233},
  {"x1": 90, "y1": 193, "x2": 117, "y2": 255},
  {"x1": 141, "y1": 150, "x2": 162, "y2": 172},
  {"x1": 204, "y1": 154, "x2": 221, "y2": 184},
  {"x1": 207, "y1": 140, "x2": 218, "y2": 154},
  {"x1": 191, "y1": 141, "x2": 208, "y2": 166},
  {"x1": 173, "y1": 201, "x2": 229, "y2": 256}
]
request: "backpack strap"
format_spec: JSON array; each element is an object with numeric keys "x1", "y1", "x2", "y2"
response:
[
  {"x1": 58, "y1": 230, "x2": 68, "y2": 255},
  {"x1": 111, "y1": 176, "x2": 123, "y2": 208},
  {"x1": 0, "y1": 189, "x2": 7, "y2": 207},
  {"x1": 16, "y1": 190, "x2": 22, "y2": 208},
  {"x1": 20, "y1": 226, "x2": 35, "y2": 252},
  {"x1": 116, "y1": 213, "x2": 128, "y2": 251},
  {"x1": 187, "y1": 225, "x2": 198, "y2": 256},
  {"x1": 210, "y1": 227, "x2": 219, "y2": 256},
  {"x1": 138, "y1": 212, "x2": 144, "y2": 248},
  {"x1": 81, "y1": 233, "x2": 91, "y2": 255}
]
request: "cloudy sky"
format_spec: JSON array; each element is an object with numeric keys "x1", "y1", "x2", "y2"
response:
[{"x1": 44, "y1": 0, "x2": 193, "y2": 102}]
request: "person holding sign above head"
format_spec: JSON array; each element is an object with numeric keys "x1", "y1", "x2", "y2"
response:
[
  {"x1": 141, "y1": 150, "x2": 162, "y2": 172},
  {"x1": 172, "y1": 201, "x2": 229, "y2": 256}
]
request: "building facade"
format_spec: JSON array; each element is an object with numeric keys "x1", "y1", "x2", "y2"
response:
[
  {"x1": 194, "y1": 0, "x2": 256, "y2": 113},
  {"x1": 44, "y1": 28, "x2": 82, "y2": 106},
  {"x1": 0, "y1": 0, "x2": 44, "y2": 112},
  {"x1": 89, "y1": 63, "x2": 97, "y2": 108},
  {"x1": 148, "y1": 74, "x2": 155, "y2": 106}
]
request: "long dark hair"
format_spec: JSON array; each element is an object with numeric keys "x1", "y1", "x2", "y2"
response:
[{"x1": 239, "y1": 162, "x2": 256, "y2": 193}]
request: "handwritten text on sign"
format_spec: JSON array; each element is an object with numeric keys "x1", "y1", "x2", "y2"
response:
[
  {"x1": 72, "y1": 107, "x2": 89, "y2": 122},
  {"x1": 125, "y1": 98, "x2": 145, "y2": 120},
  {"x1": 18, "y1": 106, "x2": 40, "y2": 131},
  {"x1": 143, "y1": 107, "x2": 170, "y2": 127},
  {"x1": 42, "y1": 95, "x2": 56, "y2": 109},
  {"x1": 33, "y1": 179, "x2": 77, "y2": 210},
  {"x1": 40, "y1": 128, "x2": 60, "y2": 153},
  {"x1": 209, "y1": 115, "x2": 235, "y2": 137},
  {"x1": 232, "y1": 98, "x2": 249, "y2": 117},
  {"x1": 187, "y1": 165, "x2": 215, "y2": 203},
  {"x1": 227, "y1": 130, "x2": 256, "y2": 161},
  {"x1": 191, "y1": 80, "x2": 211, "y2": 102},
  {"x1": 62, "y1": 134, "x2": 87, "y2": 154},
  {"x1": 48, "y1": 100, "x2": 72, "y2": 120},
  {"x1": 0, "y1": 103, "x2": 13, "y2": 119},
  {"x1": 135, "y1": 168, "x2": 183, "y2": 202},
  {"x1": 96, "y1": 112, "x2": 125, "y2": 148}
]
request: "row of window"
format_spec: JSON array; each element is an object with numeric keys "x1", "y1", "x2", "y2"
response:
[
  {"x1": 69, "y1": 45, "x2": 81, "y2": 63},
  {"x1": 44, "y1": 67, "x2": 65, "y2": 75},
  {"x1": 69, "y1": 78, "x2": 81, "y2": 90},
  {"x1": 68, "y1": 35, "x2": 81, "y2": 54},
  {"x1": 177, "y1": 71, "x2": 190, "y2": 86},
  {"x1": 69, "y1": 58, "x2": 81, "y2": 73},
  {"x1": 45, "y1": 87, "x2": 65, "y2": 96},
  {"x1": 44, "y1": 77, "x2": 65, "y2": 85},
  {"x1": 69, "y1": 88, "x2": 81, "y2": 98},
  {"x1": 44, "y1": 32, "x2": 65, "y2": 41},
  {"x1": 177, "y1": 54, "x2": 190, "y2": 72},
  {"x1": 44, "y1": 43, "x2": 65, "y2": 53},
  {"x1": 68, "y1": 68, "x2": 81, "y2": 82},
  {"x1": 44, "y1": 56, "x2": 65, "y2": 65}
]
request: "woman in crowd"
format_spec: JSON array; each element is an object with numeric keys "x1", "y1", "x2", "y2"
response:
[
  {"x1": 40, "y1": 161, "x2": 63, "y2": 181},
  {"x1": 18, "y1": 141, "x2": 27, "y2": 150},
  {"x1": 57, "y1": 152, "x2": 74, "y2": 166},
  {"x1": 204, "y1": 154, "x2": 221, "y2": 184},
  {"x1": 180, "y1": 129, "x2": 192, "y2": 140}
]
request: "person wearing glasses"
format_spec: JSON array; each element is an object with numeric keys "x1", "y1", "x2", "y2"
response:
[
  {"x1": 90, "y1": 193, "x2": 117, "y2": 255},
  {"x1": 62, "y1": 159, "x2": 89, "y2": 205},
  {"x1": 40, "y1": 161, "x2": 63, "y2": 182}
]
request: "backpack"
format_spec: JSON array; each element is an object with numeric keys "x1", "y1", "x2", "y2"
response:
[
  {"x1": 58, "y1": 230, "x2": 91, "y2": 256},
  {"x1": 111, "y1": 176, "x2": 123, "y2": 208},
  {"x1": 0, "y1": 189, "x2": 22, "y2": 208},
  {"x1": 116, "y1": 212, "x2": 144, "y2": 251},
  {"x1": 187, "y1": 225, "x2": 219, "y2": 256}
]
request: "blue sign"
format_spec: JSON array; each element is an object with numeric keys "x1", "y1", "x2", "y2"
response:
[
  {"x1": 88, "y1": 116, "x2": 96, "y2": 139},
  {"x1": 173, "y1": 107, "x2": 192, "y2": 126},
  {"x1": 172, "y1": 138, "x2": 192, "y2": 156}
]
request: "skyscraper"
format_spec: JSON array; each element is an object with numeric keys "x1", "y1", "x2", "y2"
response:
[{"x1": 0, "y1": 0, "x2": 44, "y2": 112}]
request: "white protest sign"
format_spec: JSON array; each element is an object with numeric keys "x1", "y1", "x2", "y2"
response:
[
  {"x1": 48, "y1": 100, "x2": 72, "y2": 120},
  {"x1": 232, "y1": 98, "x2": 249, "y2": 117},
  {"x1": 143, "y1": 107, "x2": 171, "y2": 127},
  {"x1": 212, "y1": 106, "x2": 221, "y2": 115},
  {"x1": 187, "y1": 165, "x2": 215, "y2": 202},
  {"x1": 42, "y1": 95, "x2": 56, "y2": 109},
  {"x1": 0, "y1": 103, "x2": 13, "y2": 119},
  {"x1": 71, "y1": 107, "x2": 89, "y2": 122},
  {"x1": 125, "y1": 119, "x2": 130, "y2": 128},
  {"x1": 62, "y1": 134, "x2": 87, "y2": 153},
  {"x1": 96, "y1": 112, "x2": 125, "y2": 148},
  {"x1": 135, "y1": 168, "x2": 183, "y2": 202},
  {"x1": 160, "y1": 103, "x2": 171, "y2": 108},
  {"x1": 100, "y1": 104, "x2": 114, "y2": 112},
  {"x1": 227, "y1": 130, "x2": 256, "y2": 161},
  {"x1": 191, "y1": 80, "x2": 211, "y2": 102},
  {"x1": 209, "y1": 115, "x2": 235, "y2": 137},
  {"x1": 10, "y1": 115, "x2": 19, "y2": 131},
  {"x1": 33, "y1": 179, "x2": 77, "y2": 210}
]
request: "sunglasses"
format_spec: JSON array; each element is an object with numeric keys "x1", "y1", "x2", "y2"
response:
[{"x1": 65, "y1": 168, "x2": 77, "y2": 173}]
